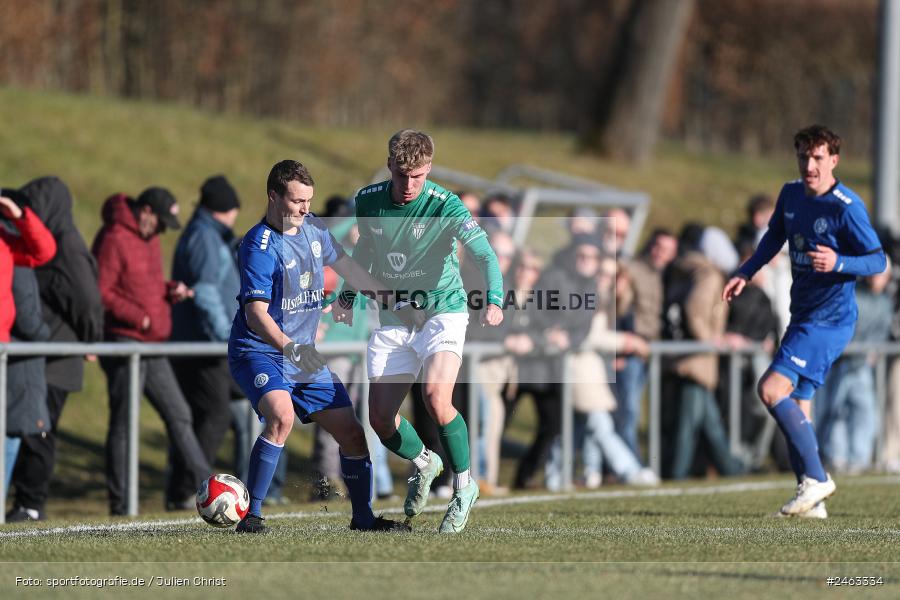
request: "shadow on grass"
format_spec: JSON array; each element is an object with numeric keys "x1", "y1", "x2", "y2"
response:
[
  {"x1": 614, "y1": 563, "x2": 821, "y2": 584},
  {"x1": 51, "y1": 430, "x2": 170, "y2": 500},
  {"x1": 48, "y1": 414, "x2": 326, "y2": 509}
]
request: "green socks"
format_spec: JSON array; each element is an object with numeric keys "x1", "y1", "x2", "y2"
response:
[
  {"x1": 438, "y1": 413, "x2": 470, "y2": 474},
  {"x1": 382, "y1": 413, "x2": 470, "y2": 480},
  {"x1": 382, "y1": 416, "x2": 425, "y2": 460}
]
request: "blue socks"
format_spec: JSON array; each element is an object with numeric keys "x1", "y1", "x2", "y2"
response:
[
  {"x1": 787, "y1": 445, "x2": 803, "y2": 484},
  {"x1": 247, "y1": 436, "x2": 284, "y2": 516},
  {"x1": 340, "y1": 453, "x2": 375, "y2": 529},
  {"x1": 769, "y1": 398, "x2": 827, "y2": 482}
]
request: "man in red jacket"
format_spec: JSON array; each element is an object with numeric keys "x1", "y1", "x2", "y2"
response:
[
  {"x1": 0, "y1": 192, "x2": 57, "y2": 341},
  {"x1": 92, "y1": 187, "x2": 211, "y2": 515}
]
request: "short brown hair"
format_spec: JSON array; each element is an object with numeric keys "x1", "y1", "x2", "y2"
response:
[
  {"x1": 267, "y1": 160, "x2": 314, "y2": 196},
  {"x1": 388, "y1": 129, "x2": 434, "y2": 172},
  {"x1": 794, "y1": 125, "x2": 841, "y2": 156},
  {"x1": 746, "y1": 193, "x2": 775, "y2": 218}
]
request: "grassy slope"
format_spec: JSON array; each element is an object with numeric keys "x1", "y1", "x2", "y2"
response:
[
  {"x1": 1, "y1": 86, "x2": 874, "y2": 252},
  {"x1": 0, "y1": 86, "x2": 878, "y2": 517}
]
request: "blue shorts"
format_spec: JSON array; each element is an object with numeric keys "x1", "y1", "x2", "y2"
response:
[
  {"x1": 229, "y1": 352, "x2": 351, "y2": 423},
  {"x1": 770, "y1": 321, "x2": 855, "y2": 400}
]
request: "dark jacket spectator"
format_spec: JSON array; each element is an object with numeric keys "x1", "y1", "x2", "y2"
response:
[
  {"x1": 0, "y1": 190, "x2": 56, "y2": 342},
  {"x1": 21, "y1": 176, "x2": 104, "y2": 390},
  {"x1": 171, "y1": 206, "x2": 240, "y2": 341},
  {"x1": 7, "y1": 266, "x2": 51, "y2": 436},
  {"x1": 167, "y1": 176, "x2": 241, "y2": 506},
  {"x1": 514, "y1": 235, "x2": 601, "y2": 489},
  {"x1": 5, "y1": 177, "x2": 104, "y2": 523},
  {"x1": 516, "y1": 235, "x2": 601, "y2": 389},
  {"x1": 93, "y1": 193, "x2": 178, "y2": 342},
  {"x1": 726, "y1": 284, "x2": 779, "y2": 346}
]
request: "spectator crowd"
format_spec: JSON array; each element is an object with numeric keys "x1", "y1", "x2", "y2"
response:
[{"x1": 2, "y1": 176, "x2": 900, "y2": 521}]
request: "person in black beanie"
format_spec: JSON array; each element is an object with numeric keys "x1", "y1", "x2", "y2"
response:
[{"x1": 167, "y1": 175, "x2": 242, "y2": 509}]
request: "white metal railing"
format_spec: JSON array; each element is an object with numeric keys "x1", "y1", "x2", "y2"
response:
[{"x1": 0, "y1": 340, "x2": 896, "y2": 523}]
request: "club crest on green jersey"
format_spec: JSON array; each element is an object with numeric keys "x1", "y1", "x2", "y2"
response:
[
  {"x1": 388, "y1": 253, "x2": 407, "y2": 271},
  {"x1": 412, "y1": 222, "x2": 427, "y2": 239}
]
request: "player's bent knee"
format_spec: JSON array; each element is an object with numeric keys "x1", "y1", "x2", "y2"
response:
[
  {"x1": 258, "y1": 393, "x2": 296, "y2": 444},
  {"x1": 422, "y1": 381, "x2": 453, "y2": 403},
  {"x1": 757, "y1": 374, "x2": 793, "y2": 407},
  {"x1": 263, "y1": 414, "x2": 294, "y2": 445}
]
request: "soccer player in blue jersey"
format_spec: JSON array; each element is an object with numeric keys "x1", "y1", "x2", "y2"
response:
[
  {"x1": 723, "y1": 125, "x2": 886, "y2": 518},
  {"x1": 228, "y1": 160, "x2": 417, "y2": 533}
]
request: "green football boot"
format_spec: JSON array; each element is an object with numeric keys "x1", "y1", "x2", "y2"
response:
[
  {"x1": 439, "y1": 480, "x2": 479, "y2": 534},
  {"x1": 404, "y1": 452, "x2": 444, "y2": 518}
]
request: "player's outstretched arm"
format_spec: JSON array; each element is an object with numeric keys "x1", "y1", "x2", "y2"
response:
[
  {"x1": 331, "y1": 254, "x2": 388, "y2": 299},
  {"x1": 460, "y1": 233, "x2": 504, "y2": 326},
  {"x1": 330, "y1": 254, "x2": 426, "y2": 330},
  {"x1": 244, "y1": 299, "x2": 291, "y2": 352},
  {"x1": 480, "y1": 303, "x2": 504, "y2": 327},
  {"x1": 722, "y1": 274, "x2": 747, "y2": 303}
]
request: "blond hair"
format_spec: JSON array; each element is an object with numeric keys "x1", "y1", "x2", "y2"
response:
[{"x1": 388, "y1": 129, "x2": 434, "y2": 172}]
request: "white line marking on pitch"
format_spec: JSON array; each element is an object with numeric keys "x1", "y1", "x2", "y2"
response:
[{"x1": 1, "y1": 476, "x2": 897, "y2": 540}]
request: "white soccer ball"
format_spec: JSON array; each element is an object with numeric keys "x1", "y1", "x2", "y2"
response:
[{"x1": 196, "y1": 474, "x2": 250, "y2": 528}]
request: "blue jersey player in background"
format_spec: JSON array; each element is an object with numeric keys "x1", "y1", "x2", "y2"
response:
[
  {"x1": 723, "y1": 125, "x2": 886, "y2": 518},
  {"x1": 228, "y1": 160, "x2": 415, "y2": 533}
]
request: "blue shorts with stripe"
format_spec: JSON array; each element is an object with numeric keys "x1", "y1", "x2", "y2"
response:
[
  {"x1": 229, "y1": 352, "x2": 351, "y2": 423},
  {"x1": 769, "y1": 321, "x2": 855, "y2": 400}
]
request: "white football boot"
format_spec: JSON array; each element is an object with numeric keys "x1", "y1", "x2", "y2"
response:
[
  {"x1": 773, "y1": 500, "x2": 828, "y2": 519},
  {"x1": 780, "y1": 475, "x2": 836, "y2": 515}
]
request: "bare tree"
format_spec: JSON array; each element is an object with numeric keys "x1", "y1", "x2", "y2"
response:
[{"x1": 583, "y1": 0, "x2": 695, "y2": 163}]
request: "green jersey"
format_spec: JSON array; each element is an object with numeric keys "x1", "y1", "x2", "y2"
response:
[{"x1": 349, "y1": 179, "x2": 503, "y2": 326}]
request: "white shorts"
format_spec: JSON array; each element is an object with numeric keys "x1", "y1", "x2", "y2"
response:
[{"x1": 366, "y1": 312, "x2": 469, "y2": 379}]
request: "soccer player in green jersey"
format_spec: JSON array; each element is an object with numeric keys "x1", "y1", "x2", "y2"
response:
[{"x1": 332, "y1": 129, "x2": 504, "y2": 533}]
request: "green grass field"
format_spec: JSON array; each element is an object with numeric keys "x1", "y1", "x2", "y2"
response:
[{"x1": 1, "y1": 475, "x2": 898, "y2": 598}]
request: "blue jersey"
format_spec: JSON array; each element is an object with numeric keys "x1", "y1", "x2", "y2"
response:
[
  {"x1": 228, "y1": 215, "x2": 344, "y2": 378},
  {"x1": 740, "y1": 180, "x2": 883, "y2": 326}
]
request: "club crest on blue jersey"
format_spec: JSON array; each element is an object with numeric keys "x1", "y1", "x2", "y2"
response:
[
  {"x1": 794, "y1": 234, "x2": 805, "y2": 251},
  {"x1": 229, "y1": 217, "x2": 345, "y2": 358},
  {"x1": 814, "y1": 217, "x2": 828, "y2": 235}
]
